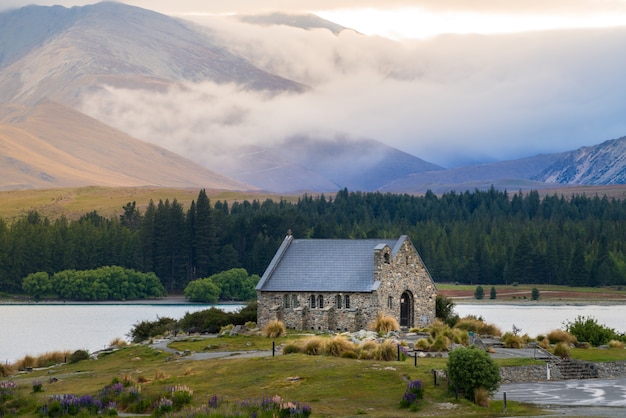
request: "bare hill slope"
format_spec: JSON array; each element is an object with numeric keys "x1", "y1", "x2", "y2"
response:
[{"x1": 0, "y1": 101, "x2": 256, "y2": 191}]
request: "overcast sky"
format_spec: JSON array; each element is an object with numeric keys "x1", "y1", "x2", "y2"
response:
[{"x1": 4, "y1": 1, "x2": 626, "y2": 167}]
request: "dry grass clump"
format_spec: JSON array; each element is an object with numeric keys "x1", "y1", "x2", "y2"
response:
[
  {"x1": 358, "y1": 340, "x2": 379, "y2": 359},
  {"x1": 154, "y1": 369, "x2": 168, "y2": 380},
  {"x1": 282, "y1": 341, "x2": 302, "y2": 355},
  {"x1": 263, "y1": 319, "x2": 286, "y2": 338},
  {"x1": 371, "y1": 313, "x2": 400, "y2": 335},
  {"x1": 474, "y1": 387, "x2": 490, "y2": 407},
  {"x1": 608, "y1": 340, "x2": 625, "y2": 349},
  {"x1": 502, "y1": 332, "x2": 524, "y2": 349},
  {"x1": 429, "y1": 335, "x2": 451, "y2": 352},
  {"x1": 302, "y1": 336, "x2": 325, "y2": 355},
  {"x1": 0, "y1": 363, "x2": 14, "y2": 377},
  {"x1": 547, "y1": 329, "x2": 578, "y2": 345},
  {"x1": 373, "y1": 340, "x2": 397, "y2": 361},
  {"x1": 454, "y1": 316, "x2": 502, "y2": 337},
  {"x1": 109, "y1": 337, "x2": 128, "y2": 348},
  {"x1": 553, "y1": 342, "x2": 571, "y2": 358},
  {"x1": 325, "y1": 336, "x2": 357, "y2": 357}
]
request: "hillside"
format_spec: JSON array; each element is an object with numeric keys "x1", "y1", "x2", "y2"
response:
[
  {"x1": 534, "y1": 136, "x2": 626, "y2": 184},
  {"x1": 0, "y1": 101, "x2": 256, "y2": 191}
]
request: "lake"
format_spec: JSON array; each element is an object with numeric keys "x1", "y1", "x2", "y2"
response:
[
  {"x1": 0, "y1": 302, "x2": 243, "y2": 364},
  {"x1": 455, "y1": 303, "x2": 626, "y2": 337},
  {"x1": 3, "y1": 302, "x2": 626, "y2": 365}
]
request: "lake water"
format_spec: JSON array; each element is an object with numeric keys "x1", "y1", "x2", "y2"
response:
[
  {"x1": 455, "y1": 303, "x2": 626, "y2": 337},
  {"x1": 0, "y1": 303, "x2": 243, "y2": 364},
  {"x1": 3, "y1": 302, "x2": 626, "y2": 365}
]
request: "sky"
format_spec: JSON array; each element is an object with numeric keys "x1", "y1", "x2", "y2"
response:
[{"x1": 4, "y1": 1, "x2": 626, "y2": 167}]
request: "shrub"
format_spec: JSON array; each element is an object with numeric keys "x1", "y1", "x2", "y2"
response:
[
  {"x1": 262, "y1": 319, "x2": 286, "y2": 338},
  {"x1": 474, "y1": 286, "x2": 484, "y2": 300},
  {"x1": 324, "y1": 336, "x2": 356, "y2": 357},
  {"x1": 69, "y1": 350, "x2": 90, "y2": 363},
  {"x1": 502, "y1": 332, "x2": 523, "y2": 349},
  {"x1": 32, "y1": 379, "x2": 43, "y2": 393},
  {"x1": 0, "y1": 363, "x2": 14, "y2": 377},
  {"x1": 282, "y1": 342, "x2": 302, "y2": 355},
  {"x1": 373, "y1": 340, "x2": 397, "y2": 361},
  {"x1": 341, "y1": 351, "x2": 358, "y2": 359},
  {"x1": 415, "y1": 338, "x2": 430, "y2": 351},
  {"x1": 531, "y1": 288, "x2": 540, "y2": 300},
  {"x1": 489, "y1": 287, "x2": 497, "y2": 300},
  {"x1": 436, "y1": 294, "x2": 458, "y2": 326},
  {"x1": 302, "y1": 337, "x2": 325, "y2": 355},
  {"x1": 371, "y1": 312, "x2": 399, "y2": 335},
  {"x1": 129, "y1": 316, "x2": 177, "y2": 342},
  {"x1": 608, "y1": 340, "x2": 625, "y2": 349},
  {"x1": 454, "y1": 316, "x2": 501, "y2": 337},
  {"x1": 429, "y1": 335, "x2": 451, "y2": 352},
  {"x1": 547, "y1": 329, "x2": 578, "y2": 346},
  {"x1": 565, "y1": 315, "x2": 623, "y2": 347},
  {"x1": 447, "y1": 346, "x2": 500, "y2": 402},
  {"x1": 553, "y1": 342, "x2": 571, "y2": 358}
]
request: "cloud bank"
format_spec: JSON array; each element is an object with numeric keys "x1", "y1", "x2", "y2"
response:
[{"x1": 79, "y1": 15, "x2": 626, "y2": 169}]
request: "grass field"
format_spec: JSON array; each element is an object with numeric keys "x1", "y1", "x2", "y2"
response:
[
  {"x1": 0, "y1": 186, "x2": 298, "y2": 223},
  {"x1": 437, "y1": 283, "x2": 626, "y2": 303},
  {"x1": 5, "y1": 337, "x2": 547, "y2": 418}
]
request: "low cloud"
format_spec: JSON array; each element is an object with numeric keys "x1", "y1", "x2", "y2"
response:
[{"x1": 81, "y1": 16, "x2": 626, "y2": 168}]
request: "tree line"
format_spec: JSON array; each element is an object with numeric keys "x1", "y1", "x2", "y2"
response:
[{"x1": 1, "y1": 187, "x2": 625, "y2": 294}]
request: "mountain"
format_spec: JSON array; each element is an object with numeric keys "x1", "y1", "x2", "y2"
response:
[
  {"x1": 0, "y1": 100, "x2": 256, "y2": 191},
  {"x1": 238, "y1": 13, "x2": 350, "y2": 34},
  {"x1": 533, "y1": 136, "x2": 626, "y2": 185},
  {"x1": 0, "y1": 2, "x2": 305, "y2": 107},
  {"x1": 1, "y1": 2, "x2": 625, "y2": 194},
  {"x1": 216, "y1": 136, "x2": 444, "y2": 193}
]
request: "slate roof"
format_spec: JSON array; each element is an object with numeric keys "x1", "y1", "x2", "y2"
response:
[{"x1": 256, "y1": 235, "x2": 406, "y2": 292}]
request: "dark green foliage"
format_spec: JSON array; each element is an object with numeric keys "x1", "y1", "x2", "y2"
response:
[
  {"x1": 531, "y1": 287, "x2": 540, "y2": 300},
  {"x1": 178, "y1": 308, "x2": 231, "y2": 334},
  {"x1": 128, "y1": 317, "x2": 177, "y2": 343},
  {"x1": 447, "y1": 346, "x2": 500, "y2": 401},
  {"x1": 489, "y1": 286, "x2": 496, "y2": 300},
  {"x1": 2, "y1": 188, "x2": 626, "y2": 293},
  {"x1": 184, "y1": 268, "x2": 258, "y2": 302},
  {"x1": 131, "y1": 303, "x2": 258, "y2": 339},
  {"x1": 474, "y1": 286, "x2": 484, "y2": 300},
  {"x1": 69, "y1": 349, "x2": 90, "y2": 363},
  {"x1": 46, "y1": 266, "x2": 166, "y2": 301},
  {"x1": 435, "y1": 294, "x2": 458, "y2": 326},
  {"x1": 565, "y1": 315, "x2": 625, "y2": 346}
]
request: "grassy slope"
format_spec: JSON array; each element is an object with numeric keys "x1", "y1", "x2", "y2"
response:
[
  {"x1": 8, "y1": 341, "x2": 545, "y2": 418},
  {"x1": 0, "y1": 186, "x2": 298, "y2": 223}
]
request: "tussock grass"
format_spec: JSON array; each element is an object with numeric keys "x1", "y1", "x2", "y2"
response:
[
  {"x1": 373, "y1": 340, "x2": 397, "y2": 361},
  {"x1": 302, "y1": 336, "x2": 325, "y2": 355},
  {"x1": 324, "y1": 336, "x2": 357, "y2": 357},
  {"x1": 454, "y1": 316, "x2": 502, "y2": 337},
  {"x1": 109, "y1": 337, "x2": 129, "y2": 348},
  {"x1": 474, "y1": 387, "x2": 490, "y2": 407},
  {"x1": 608, "y1": 340, "x2": 625, "y2": 349},
  {"x1": 553, "y1": 342, "x2": 571, "y2": 358},
  {"x1": 263, "y1": 319, "x2": 286, "y2": 338},
  {"x1": 547, "y1": 329, "x2": 578, "y2": 345},
  {"x1": 371, "y1": 312, "x2": 399, "y2": 335},
  {"x1": 502, "y1": 332, "x2": 524, "y2": 349}
]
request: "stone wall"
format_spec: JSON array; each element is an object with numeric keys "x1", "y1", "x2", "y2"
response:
[
  {"x1": 375, "y1": 239, "x2": 437, "y2": 329},
  {"x1": 500, "y1": 360, "x2": 626, "y2": 383}
]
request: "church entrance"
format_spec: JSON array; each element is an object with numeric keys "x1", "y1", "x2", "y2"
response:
[{"x1": 399, "y1": 291, "x2": 414, "y2": 328}]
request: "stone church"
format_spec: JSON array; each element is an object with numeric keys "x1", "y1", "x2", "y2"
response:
[{"x1": 256, "y1": 233, "x2": 437, "y2": 332}]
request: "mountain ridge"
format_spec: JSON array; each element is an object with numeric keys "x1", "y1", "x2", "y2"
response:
[{"x1": 1, "y1": 2, "x2": 625, "y2": 193}]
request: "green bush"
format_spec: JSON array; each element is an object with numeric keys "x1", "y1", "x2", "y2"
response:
[
  {"x1": 474, "y1": 286, "x2": 484, "y2": 300},
  {"x1": 565, "y1": 315, "x2": 624, "y2": 347},
  {"x1": 447, "y1": 346, "x2": 500, "y2": 401},
  {"x1": 129, "y1": 317, "x2": 177, "y2": 342},
  {"x1": 69, "y1": 350, "x2": 90, "y2": 363}
]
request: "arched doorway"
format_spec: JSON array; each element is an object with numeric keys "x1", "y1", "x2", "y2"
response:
[{"x1": 399, "y1": 291, "x2": 414, "y2": 328}]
